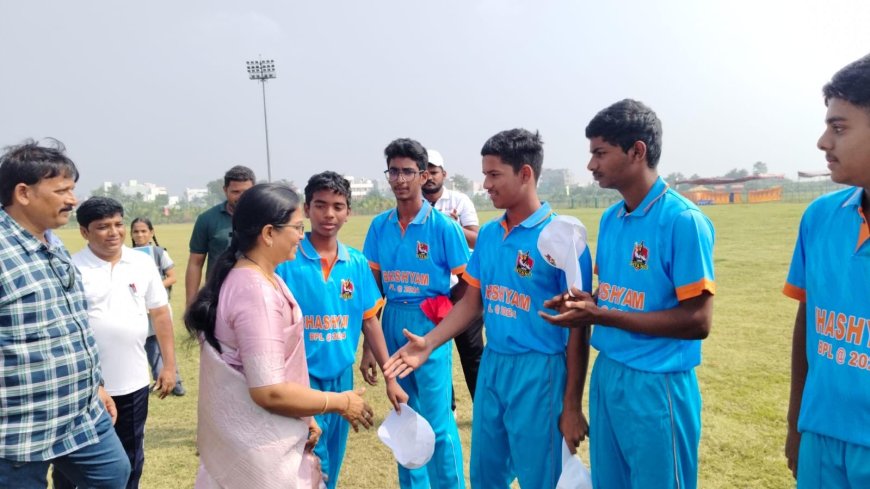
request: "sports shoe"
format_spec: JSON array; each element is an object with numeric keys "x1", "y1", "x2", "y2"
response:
[{"x1": 172, "y1": 383, "x2": 186, "y2": 396}]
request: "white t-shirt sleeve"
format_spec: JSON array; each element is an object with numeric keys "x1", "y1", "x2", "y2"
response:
[
  {"x1": 455, "y1": 192, "x2": 479, "y2": 227},
  {"x1": 159, "y1": 248, "x2": 175, "y2": 272},
  {"x1": 144, "y1": 259, "x2": 169, "y2": 309}
]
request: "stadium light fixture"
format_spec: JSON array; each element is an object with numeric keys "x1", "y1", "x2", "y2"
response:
[{"x1": 246, "y1": 58, "x2": 277, "y2": 182}]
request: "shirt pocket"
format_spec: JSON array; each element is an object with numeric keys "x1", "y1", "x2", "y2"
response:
[{"x1": 129, "y1": 285, "x2": 148, "y2": 315}]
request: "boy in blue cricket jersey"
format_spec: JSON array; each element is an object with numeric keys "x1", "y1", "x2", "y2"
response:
[
  {"x1": 363, "y1": 138, "x2": 469, "y2": 489},
  {"x1": 542, "y1": 99, "x2": 716, "y2": 489},
  {"x1": 383, "y1": 129, "x2": 593, "y2": 489},
  {"x1": 783, "y1": 54, "x2": 870, "y2": 488},
  {"x1": 275, "y1": 172, "x2": 407, "y2": 489}
]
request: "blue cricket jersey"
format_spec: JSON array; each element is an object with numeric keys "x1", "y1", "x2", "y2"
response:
[
  {"x1": 784, "y1": 187, "x2": 870, "y2": 447},
  {"x1": 591, "y1": 177, "x2": 716, "y2": 373},
  {"x1": 277, "y1": 236, "x2": 384, "y2": 380},
  {"x1": 466, "y1": 202, "x2": 593, "y2": 355},
  {"x1": 363, "y1": 200, "x2": 469, "y2": 305}
]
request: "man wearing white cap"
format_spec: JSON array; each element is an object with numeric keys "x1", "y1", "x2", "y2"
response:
[
  {"x1": 423, "y1": 150, "x2": 479, "y2": 248},
  {"x1": 423, "y1": 149, "x2": 483, "y2": 404}
]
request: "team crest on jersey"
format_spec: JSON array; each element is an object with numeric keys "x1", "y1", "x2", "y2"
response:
[
  {"x1": 340, "y1": 279, "x2": 354, "y2": 299},
  {"x1": 631, "y1": 241, "x2": 649, "y2": 270},
  {"x1": 516, "y1": 250, "x2": 534, "y2": 277},
  {"x1": 416, "y1": 241, "x2": 430, "y2": 259}
]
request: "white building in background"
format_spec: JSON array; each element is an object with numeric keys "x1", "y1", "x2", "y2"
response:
[
  {"x1": 345, "y1": 176, "x2": 375, "y2": 199},
  {"x1": 101, "y1": 180, "x2": 170, "y2": 202},
  {"x1": 125, "y1": 180, "x2": 168, "y2": 202},
  {"x1": 184, "y1": 188, "x2": 208, "y2": 202}
]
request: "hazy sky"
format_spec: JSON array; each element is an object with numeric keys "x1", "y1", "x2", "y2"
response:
[{"x1": 2, "y1": 1, "x2": 869, "y2": 196}]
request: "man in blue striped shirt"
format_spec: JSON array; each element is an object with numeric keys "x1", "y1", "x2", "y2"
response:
[{"x1": 0, "y1": 139, "x2": 130, "y2": 488}]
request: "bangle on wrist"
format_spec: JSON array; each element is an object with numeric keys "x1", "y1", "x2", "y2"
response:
[
  {"x1": 320, "y1": 393, "x2": 329, "y2": 415},
  {"x1": 344, "y1": 393, "x2": 351, "y2": 413}
]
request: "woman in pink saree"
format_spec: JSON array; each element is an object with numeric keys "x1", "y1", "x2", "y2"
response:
[{"x1": 185, "y1": 184, "x2": 373, "y2": 489}]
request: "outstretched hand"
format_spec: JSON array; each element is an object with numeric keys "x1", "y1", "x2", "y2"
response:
[
  {"x1": 539, "y1": 288, "x2": 596, "y2": 328},
  {"x1": 340, "y1": 388, "x2": 374, "y2": 432},
  {"x1": 382, "y1": 329, "x2": 432, "y2": 380}
]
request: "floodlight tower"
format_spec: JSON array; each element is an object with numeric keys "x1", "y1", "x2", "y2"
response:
[{"x1": 246, "y1": 58, "x2": 276, "y2": 182}]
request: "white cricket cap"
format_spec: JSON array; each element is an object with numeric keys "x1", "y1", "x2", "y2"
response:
[
  {"x1": 537, "y1": 215, "x2": 588, "y2": 294},
  {"x1": 427, "y1": 149, "x2": 445, "y2": 168},
  {"x1": 377, "y1": 403, "x2": 435, "y2": 469}
]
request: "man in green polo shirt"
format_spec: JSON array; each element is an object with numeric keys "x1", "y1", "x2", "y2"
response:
[{"x1": 184, "y1": 165, "x2": 255, "y2": 306}]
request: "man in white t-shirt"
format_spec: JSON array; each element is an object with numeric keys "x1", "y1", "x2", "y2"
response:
[
  {"x1": 54, "y1": 197, "x2": 177, "y2": 489},
  {"x1": 423, "y1": 149, "x2": 484, "y2": 404}
]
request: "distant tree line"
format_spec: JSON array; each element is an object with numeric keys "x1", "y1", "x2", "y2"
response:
[
  {"x1": 84, "y1": 159, "x2": 835, "y2": 225},
  {"x1": 89, "y1": 183, "x2": 205, "y2": 225}
]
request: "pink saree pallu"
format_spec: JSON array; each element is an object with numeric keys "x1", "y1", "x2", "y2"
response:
[{"x1": 195, "y1": 342, "x2": 323, "y2": 489}]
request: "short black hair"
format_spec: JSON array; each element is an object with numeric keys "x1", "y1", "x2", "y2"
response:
[
  {"x1": 480, "y1": 129, "x2": 544, "y2": 180},
  {"x1": 384, "y1": 138, "x2": 428, "y2": 171},
  {"x1": 0, "y1": 138, "x2": 79, "y2": 207},
  {"x1": 76, "y1": 196, "x2": 124, "y2": 228},
  {"x1": 823, "y1": 53, "x2": 870, "y2": 111},
  {"x1": 585, "y1": 99, "x2": 663, "y2": 168},
  {"x1": 224, "y1": 165, "x2": 256, "y2": 187},
  {"x1": 304, "y1": 171, "x2": 352, "y2": 207}
]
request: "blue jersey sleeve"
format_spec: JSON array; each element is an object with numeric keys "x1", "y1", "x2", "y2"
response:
[
  {"x1": 442, "y1": 218, "x2": 470, "y2": 275},
  {"x1": 358, "y1": 255, "x2": 385, "y2": 317},
  {"x1": 464, "y1": 225, "x2": 489, "y2": 289},
  {"x1": 362, "y1": 217, "x2": 381, "y2": 269},
  {"x1": 670, "y1": 210, "x2": 716, "y2": 301},
  {"x1": 784, "y1": 211, "x2": 808, "y2": 302}
]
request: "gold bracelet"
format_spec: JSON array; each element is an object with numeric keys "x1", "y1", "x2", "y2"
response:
[
  {"x1": 344, "y1": 392, "x2": 351, "y2": 413},
  {"x1": 320, "y1": 393, "x2": 329, "y2": 415}
]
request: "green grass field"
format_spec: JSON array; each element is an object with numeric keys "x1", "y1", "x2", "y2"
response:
[{"x1": 54, "y1": 202, "x2": 804, "y2": 488}]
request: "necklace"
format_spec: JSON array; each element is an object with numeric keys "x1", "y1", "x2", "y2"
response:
[{"x1": 241, "y1": 254, "x2": 278, "y2": 288}]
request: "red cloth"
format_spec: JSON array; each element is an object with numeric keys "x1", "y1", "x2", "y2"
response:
[{"x1": 419, "y1": 295, "x2": 453, "y2": 325}]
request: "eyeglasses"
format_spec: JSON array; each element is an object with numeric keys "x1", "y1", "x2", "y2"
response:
[
  {"x1": 47, "y1": 249, "x2": 75, "y2": 291},
  {"x1": 276, "y1": 222, "x2": 305, "y2": 235},
  {"x1": 384, "y1": 168, "x2": 424, "y2": 182}
]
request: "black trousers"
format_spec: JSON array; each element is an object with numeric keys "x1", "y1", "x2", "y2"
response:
[
  {"x1": 453, "y1": 312, "x2": 484, "y2": 402},
  {"x1": 112, "y1": 386, "x2": 149, "y2": 488}
]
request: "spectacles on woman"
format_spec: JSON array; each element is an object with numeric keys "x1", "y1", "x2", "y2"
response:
[{"x1": 275, "y1": 222, "x2": 305, "y2": 235}]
